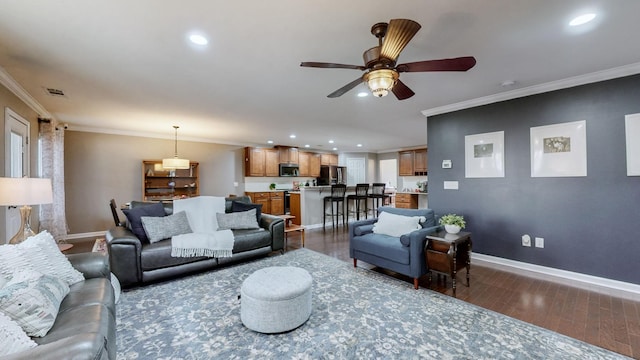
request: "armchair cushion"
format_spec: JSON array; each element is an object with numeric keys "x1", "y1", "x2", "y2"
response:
[
  {"x1": 372, "y1": 211, "x2": 424, "y2": 237},
  {"x1": 123, "y1": 202, "x2": 166, "y2": 243}
]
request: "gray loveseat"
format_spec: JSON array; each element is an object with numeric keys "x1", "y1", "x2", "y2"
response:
[
  {"x1": 106, "y1": 196, "x2": 285, "y2": 288},
  {"x1": 349, "y1": 206, "x2": 440, "y2": 289},
  {"x1": 6, "y1": 252, "x2": 116, "y2": 360}
]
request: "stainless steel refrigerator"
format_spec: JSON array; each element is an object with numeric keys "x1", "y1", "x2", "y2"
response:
[{"x1": 318, "y1": 165, "x2": 346, "y2": 185}]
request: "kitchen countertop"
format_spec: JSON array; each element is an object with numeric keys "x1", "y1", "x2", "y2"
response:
[{"x1": 396, "y1": 191, "x2": 428, "y2": 195}]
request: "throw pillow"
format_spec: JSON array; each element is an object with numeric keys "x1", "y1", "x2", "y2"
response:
[
  {"x1": 141, "y1": 211, "x2": 193, "y2": 243},
  {"x1": 216, "y1": 209, "x2": 260, "y2": 230},
  {"x1": 372, "y1": 211, "x2": 424, "y2": 237},
  {"x1": 0, "y1": 269, "x2": 70, "y2": 337},
  {"x1": 122, "y1": 202, "x2": 166, "y2": 243},
  {"x1": 0, "y1": 231, "x2": 84, "y2": 286},
  {"x1": 0, "y1": 311, "x2": 37, "y2": 356},
  {"x1": 231, "y1": 200, "x2": 262, "y2": 223}
]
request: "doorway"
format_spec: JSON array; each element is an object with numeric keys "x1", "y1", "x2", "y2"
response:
[{"x1": 4, "y1": 108, "x2": 30, "y2": 243}]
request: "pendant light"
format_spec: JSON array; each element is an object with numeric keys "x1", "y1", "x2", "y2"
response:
[{"x1": 162, "y1": 125, "x2": 190, "y2": 169}]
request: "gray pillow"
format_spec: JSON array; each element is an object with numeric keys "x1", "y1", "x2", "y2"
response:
[
  {"x1": 216, "y1": 209, "x2": 260, "y2": 230},
  {"x1": 141, "y1": 211, "x2": 192, "y2": 243}
]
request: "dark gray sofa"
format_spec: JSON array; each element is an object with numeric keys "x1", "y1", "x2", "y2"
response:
[
  {"x1": 349, "y1": 206, "x2": 441, "y2": 289},
  {"x1": 5, "y1": 252, "x2": 116, "y2": 360},
  {"x1": 106, "y1": 196, "x2": 285, "y2": 288}
]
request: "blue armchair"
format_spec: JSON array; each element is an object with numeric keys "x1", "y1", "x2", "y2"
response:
[{"x1": 349, "y1": 207, "x2": 441, "y2": 289}]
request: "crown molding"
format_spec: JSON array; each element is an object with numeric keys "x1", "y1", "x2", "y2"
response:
[
  {"x1": 0, "y1": 65, "x2": 52, "y2": 118},
  {"x1": 422, "y1": 62, "x2": 640, "y2": 118}
]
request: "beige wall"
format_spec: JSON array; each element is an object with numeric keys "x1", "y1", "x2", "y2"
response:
[
  {"x1": 0, "y1": 85, "x2": 40, "y2": 242},
  {"x1": 64, "y1": 131, "x2": 245, "y2": 234}
]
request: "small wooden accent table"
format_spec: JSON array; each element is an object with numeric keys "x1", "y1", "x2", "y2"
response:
[
  {"x1": 278, "y1": 215, "x2": 305, "y2": 248},
  {"x1": 425, "y1": 231, "x2": 472, "y2": 297},
  {"x1": 58, "y1": 243, "x2": 74, "y2": 252}
]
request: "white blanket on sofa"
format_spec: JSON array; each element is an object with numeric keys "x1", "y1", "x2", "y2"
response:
[{"x1": 170, "y1": 196, "x2": 234, "y2": 258}]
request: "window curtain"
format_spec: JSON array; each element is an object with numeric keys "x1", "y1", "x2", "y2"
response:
[{"x1": 38, "y1": 120, "x2": 68, "y2": 241}]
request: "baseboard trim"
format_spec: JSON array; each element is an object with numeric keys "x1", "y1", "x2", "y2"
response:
[
  {"x1": 63, "y1": 231, "x2": 107, "y2": 242},
  {"x1": 472, "y1": 253, "x2": 640, "y2": 301}
]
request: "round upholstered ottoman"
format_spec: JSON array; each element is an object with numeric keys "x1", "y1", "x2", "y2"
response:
[{"x1": 241, "y1": 266, "x2": 312, "y2": 333}]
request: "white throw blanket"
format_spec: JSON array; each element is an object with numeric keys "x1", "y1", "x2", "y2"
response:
[{"x1": 170, "y1": 196, "x2": 234, "y2": 258}]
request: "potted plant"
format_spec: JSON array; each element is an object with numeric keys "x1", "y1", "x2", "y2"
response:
[
  {"x1": 269, "y1": 183, "x2": 276, "y2": 190},
  {"x1": 439, "y1": 213, "x2": 466, "y2": 234}
]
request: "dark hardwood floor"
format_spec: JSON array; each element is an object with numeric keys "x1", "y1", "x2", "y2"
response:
[{"x1": 72, "y1": 225, "x2": 639, "y2": 358}]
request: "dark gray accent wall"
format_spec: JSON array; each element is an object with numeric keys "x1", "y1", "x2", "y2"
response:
[{"x1": 427, "y1": 74, "x2": 640, "y2": 285}]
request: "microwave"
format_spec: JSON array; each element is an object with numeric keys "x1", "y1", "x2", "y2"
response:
[{"x1": 279, "y1": 164, "x2": 299, "y2": 177}]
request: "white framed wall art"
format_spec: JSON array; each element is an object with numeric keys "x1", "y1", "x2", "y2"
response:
[
  {"x1": 530, "y1": 120, "x2": 586, "y2": 177},
  {"x1": 465, "y1": 131, "x2": 505, "y2": 178}
]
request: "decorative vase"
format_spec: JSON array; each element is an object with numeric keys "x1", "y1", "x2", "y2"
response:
[{"x1": 445, "y1": 224, "x2": 461, "y2": 234}]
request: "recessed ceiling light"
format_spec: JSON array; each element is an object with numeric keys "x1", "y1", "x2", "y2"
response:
[
  {"x1": 569, "y1": 13, "x2": 596, "y2": 26},
  {"x1": 188, "y1": 34, "x2": 209, "y2": 45},
  {"x1": 332, "y1": 147, "x2": 338, "y2": 151},
  {"x1": 328, "y1": 140, "x2": 334, "y2": 144},
  {"x1": 356, "y1": 144, "x2": 363, "y2": 147},
  {"x1": 267, "y1": 140, "x2": 274, "y2": 144},
  {"x1": 289, "y1": 134, "x2": 296, "y2": 139},
  {"x1": 501, "y1": 80, "x2": 516, "y2": 87},
  {"x1": 357, "y1": 92, "x2": 369, "y2": 97},
  {"x1": 304, "y1": 144, "x2": 310, "y2": 148}
]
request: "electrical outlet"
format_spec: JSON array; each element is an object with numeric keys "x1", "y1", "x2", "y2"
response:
[
  {"x1": 521, "y1": 234, "x2": 531, "y2": 247},
  {"x1": 535, "y1": 237, "x2": 544, "y2": 248}
]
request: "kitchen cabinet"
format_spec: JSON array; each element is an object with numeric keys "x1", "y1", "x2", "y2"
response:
[
  {"x1": 142, "y1": 160, "x2": 199, "y2": 201},
  {"x1": 265, "y1": 149, "x2": 280, "y2": 177},
  {"x1": 399, "y1": 148, "x2": 427, "y2": 176},
  {"x1": 278, "y1": 146, "x2": 299, "y2": 164},
  {"x1": 395, "y1": 193, "x2": 418, "y2": 209},
  {"x1": 321, "y1": 153, "x2": 338, "y2": 166},
  {"x1": 414, "y1": 148, "x2": 428, "y2": 175},
  {"x1": 244, "y1": 147, "x2": 265, "y2": 176},
  {"x1": 245, "y1": 191, "x2": 284, "y2": 215},
  {"x1": 399, "y1": 151, "x2": 414, "y2": 176},
  {"x1": 298, "y1": 152, "x2": 321, "y2": 177},
  {"x1": 290, "y1": 192, "x2": 301, "y2": 225}
]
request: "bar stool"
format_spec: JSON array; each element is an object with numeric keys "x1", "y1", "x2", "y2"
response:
[
  {"x1": 323, "y1": 184, "x2": 347, "y2": 230},
  {"x1": 346, "y1": 183, "x2": 369, "y2": 222},
  {"x1": 368, "y1": 183, "x2": 386, "y2": 217}
]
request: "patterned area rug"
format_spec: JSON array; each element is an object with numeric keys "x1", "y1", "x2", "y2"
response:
[{"x1": 116, "y1": 249, "x2": 628, "y2": 359}]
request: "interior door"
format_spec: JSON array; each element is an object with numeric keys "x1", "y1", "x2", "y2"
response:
[{"x1": 4, "y1": 108, "x2": 30, "y2": 243}]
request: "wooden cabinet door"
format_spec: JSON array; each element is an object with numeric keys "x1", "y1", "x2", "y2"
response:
[
  {"x1": 279, "y1": 147, "x2": 299, "y2": 164},
  {"x1": 298, "y1": 151, "x2": 310, "y2": 176},
  {"x1": 290, "y1": 192, "x2": 301, "y2": 225},
  {"x1": 246, "y1": 192, "x2": 270, "y2": 214},
  {"x1": 309, "y1": 153, "x2": 321, "y2": 177},
  {"x1": 245, "y1": 147, "x2": 265, "y2": 176},
  {"x1": 265, "y1": 149, "x2": 280, "y2": 177},
  {"x1": 270, "y1": 192, "x2": 284, "y2": 215},
  {"x1": 414, "y1": 148, "x2": 428, "y2": 174},
  {"x1": 399, "y1": 151, "x2": 414, "y2": 176},
  {"x1": 321, "y1": 153, "x2": 338, "y2": 166}
]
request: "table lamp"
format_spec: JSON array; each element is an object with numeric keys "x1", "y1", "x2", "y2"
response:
[{"x1": 0, "y1": 177, "x2": 53, "y2": 244}]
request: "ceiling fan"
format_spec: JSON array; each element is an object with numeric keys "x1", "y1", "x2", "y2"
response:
[{"x1": 300, "y1": 19, "x2": 476, "y2": 100}]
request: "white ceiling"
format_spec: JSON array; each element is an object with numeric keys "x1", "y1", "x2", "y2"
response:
[{"x1": 1, "y1": 1, "x2": 640, "y2": 153}]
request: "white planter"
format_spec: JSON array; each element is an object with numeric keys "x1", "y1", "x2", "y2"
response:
[{"x1": 444, "y1": 224, "x2": 461, "y2": 234}]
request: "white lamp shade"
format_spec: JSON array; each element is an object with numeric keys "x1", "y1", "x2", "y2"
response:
[
  {"x1": 162, "y1": 157, "x2": 190, "y2": 170},
  {"x1": 0, "y1": 177, "x2": 53, "y2": 206}
]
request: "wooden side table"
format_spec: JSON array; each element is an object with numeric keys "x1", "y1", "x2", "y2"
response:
[
  {"x1": 425, "y1": 231, "x2": 472, "y2": 297},
  {"x1": 278, "y1": 215, "x2": 305, "y2": 248}
]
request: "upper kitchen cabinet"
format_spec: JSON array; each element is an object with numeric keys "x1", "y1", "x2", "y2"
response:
[
  {"x1": 142, "y1": 160, "x2": 199, "y2": 201},
  {"x1": 299, "y1": 151, "x2": 321, "y2": 177},
  {"x1": 278, "y1": 146, "x2": 299, "y2": 164},
  {"x1": 265, "y1": 149, "x2": 280, "y2": 177},
  {"x1": 399, "y1": 148, "x2": 428, "y2": 176},
  {"x1": 320, "y1": 153, "x2": 338, "y2": 166},
  {"x1": 244, "y1": 147, "x2": 265, "y2": 176}
]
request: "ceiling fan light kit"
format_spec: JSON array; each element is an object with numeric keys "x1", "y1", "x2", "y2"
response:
[{"x1": 301, "y1": 18, "x2": 476, "y2": 100}]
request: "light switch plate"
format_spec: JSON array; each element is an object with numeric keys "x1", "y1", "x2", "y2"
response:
[
  {"x1": 535, "y1": 237, "x2": 544, "y2": 248},
  {"x1": 443, "y1": 181, "x2": 459, "y2": 190},
  {"x1": 442, "y1": 160, "x2": 452, "y2": 168}
]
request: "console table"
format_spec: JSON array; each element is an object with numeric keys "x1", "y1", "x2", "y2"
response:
[{"x1": 425, "y1": 231, "x2": 472, "y2": 297}]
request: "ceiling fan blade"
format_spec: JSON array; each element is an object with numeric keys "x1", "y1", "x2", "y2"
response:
[
  {"x1": 301, "y1": 62, "x2": 366, "y2": 71},
  {"x1": 327, "y1": 77, "x2": 364, "y2": 98},
  {"x1": 396, "y1": 56, "x2": 477, "y2": 72},
  {"x1": 391, "y1": 79, "x2": 415, "y2": 100},
  {"x1": 379, "y1": 19, "x2": 421, "y2": 62}
]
